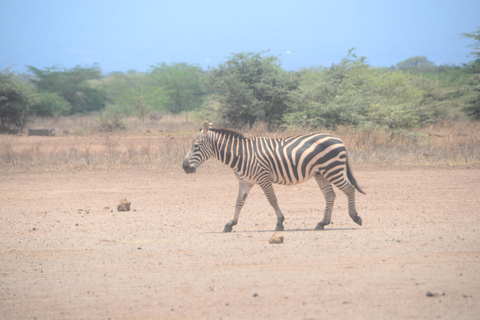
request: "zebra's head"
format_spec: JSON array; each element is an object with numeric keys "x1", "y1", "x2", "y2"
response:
[{"x1": 183, "y1": 121, "x2": 213, "y2": 174}]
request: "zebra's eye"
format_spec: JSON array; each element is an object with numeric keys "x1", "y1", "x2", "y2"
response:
[{"x1": 194, "y1": 143, "x2": 199, "y2": 148}]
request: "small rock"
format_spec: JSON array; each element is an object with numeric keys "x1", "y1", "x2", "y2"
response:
[
  {"x1": 117, "y1": 199, "x2": 131, "y2": 212},
  {"x1": 426, "y1": 291, "x2": 444, "y2": 297},
  {"x1": 269, "y1": 233, "x2": 284, "y2": 244},
  {"x1": 253, "y1": 293, "x2": 259, "y2": 297}
]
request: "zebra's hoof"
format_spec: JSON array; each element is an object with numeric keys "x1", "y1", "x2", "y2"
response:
[
  {"x1": 314, "y1": 223, "x2": 325, "y2": 230},
  {"x1": 224, "y1": 220, "x2": 237, "y2": 232},
  {"x1": 354, "y1": 216, "x2": 362, "y2": 226}
]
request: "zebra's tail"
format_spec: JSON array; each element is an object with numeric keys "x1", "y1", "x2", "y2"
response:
[{"x1": 346, "y1": 158, "x2": 366, "y2": 195}]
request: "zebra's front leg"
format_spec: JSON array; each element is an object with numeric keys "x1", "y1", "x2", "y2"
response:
[
  {"x1": 224, "y1": 181, "x2": 254, "y2": 232},
  {"x1": 314, "y1": 173, "x2": 336, "y2": 230},
  {"x1": 259, "y1": 180, "x2": 285, "y2": 231}
]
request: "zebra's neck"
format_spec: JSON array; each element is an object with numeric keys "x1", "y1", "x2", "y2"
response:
[{"x1": 210, "y1": 131, "x2": 248, "y2": 170}]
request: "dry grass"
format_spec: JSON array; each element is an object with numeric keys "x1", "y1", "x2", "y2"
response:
[
  {"x1": 244, "y1": 120, "x2": 480, "y2": 167},
  {"x1": 0, "y1": 134, "x2": 193, "y2": 172},
  {"x1": 1, "y1": 114, "x2": 196, "y2": 172},
  {"x1": 1, "y1": 115, "x2": 479, "y2": 172},
  {"x1": 337, "y1": 120, "x2": 480, "y2": 167}
]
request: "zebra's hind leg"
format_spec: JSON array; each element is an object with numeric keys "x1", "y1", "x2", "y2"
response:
[
  {"x1": 333, "y1": 177, "x2": 362, "y2": 227},
  {"x1": 224, "y1": 181, "x2": 254, "y2": 232},
  {"x1": 314, "y1": 173, "x2": 336, "y2": 230},
  {"x1": 343, "y1": 186, "x2": 362, "y2": 226}
]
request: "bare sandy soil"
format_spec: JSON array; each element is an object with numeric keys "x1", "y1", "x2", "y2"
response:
[{"x1": 1, "y1": 165, "x2": 479, "y2": 319}]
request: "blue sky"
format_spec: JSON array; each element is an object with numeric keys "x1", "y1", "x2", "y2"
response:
[{"x1": 1, "y1": 0, "x2": 479, "y2": 74}]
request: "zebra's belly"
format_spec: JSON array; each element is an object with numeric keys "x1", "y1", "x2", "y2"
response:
[
  {"x1": 234, "y1": 164, "x2": 322, "y2": 186},
  {"x1": 272, "y1": 175, "x2": 314, "y2": 185},
  {"x1": 271, "y1": 170, "x2": 318, "y2": 185},
  {"x1": 234, "y1": 171, "x2": 314, "y2": 186}
]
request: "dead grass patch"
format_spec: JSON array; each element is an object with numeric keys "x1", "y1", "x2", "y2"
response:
[
  {"x1": 337, "y1": 120, "x2": 480, "y2": 166},
  {"x1": 0, "y1": 134, "x2": 193, "y2": 172},
  {"x1": 1, "y1": 115, "x2": 478, "y2": 172}
]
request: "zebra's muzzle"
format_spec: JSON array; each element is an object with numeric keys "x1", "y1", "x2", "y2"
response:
[{"x1": 182, "y1": 158, "x2": 196, "y2": 174}]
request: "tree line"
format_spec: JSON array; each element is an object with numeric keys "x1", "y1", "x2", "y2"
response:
[{"x1": 1, "y1": 27, "x2": 479, "y2": 133}]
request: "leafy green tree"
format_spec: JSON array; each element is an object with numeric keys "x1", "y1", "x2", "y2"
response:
[
  {"x1": 463, "y1": 59, "x2": 480, "y2": 74},
  {"x1": 27, "y1": 64, "x2": 106, "y2": 114},
  {"x1": 150, "y1": 62, "x2": 207, "y2": 122},
  {"x1": 33, "y1": 91, "x2": 70, "y2": 117},
  {"x1": 103, "y1": 71, "x2": 170, "y2": 121},
  {"x1": 285, "y1": 49, "x2": 369, "y2": 129},
  {"x1": 208, "y1": 51, "x2": 297, "y2": 128},
  {"x1": 461, "y1": 27, "x2": 480, "y2": 74},
  {"x1": 459, "y1": 27, "x2": 480, "y2": 118},
  {"x1": 461, "y1": 26, "x2": 480, "y2": 59},
  {"x1": 0, "y1": 68, "x2": 38, "y2": 133},
  {"x1": 463, "y1": 75, "x2": 480, "y2": 120},
  {"x1": 396, "y1": 56, "x2": 437, "y2": 73}
]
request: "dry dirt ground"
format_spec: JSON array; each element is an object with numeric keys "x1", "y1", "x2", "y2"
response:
[{"x1": 1, "y1": 165, "x2": 479, "y2": 319}]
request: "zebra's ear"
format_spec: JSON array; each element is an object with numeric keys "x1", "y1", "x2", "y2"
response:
[{"x1": 202, "y1": 120, "x2": 210, "y2": 134}]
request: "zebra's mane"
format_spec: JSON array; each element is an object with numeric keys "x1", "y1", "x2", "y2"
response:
[{"x1": 210, "y1": 127, "x2": 245, "y2": 139}]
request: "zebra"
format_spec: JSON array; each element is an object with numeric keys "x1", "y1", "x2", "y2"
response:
[{"x1": 182, "y1": 120, "x2": 366, "y2": 232}]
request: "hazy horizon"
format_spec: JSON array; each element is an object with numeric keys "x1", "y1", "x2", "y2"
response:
[{"x1": 1, "y1": 0, "x2": 479, "y2": 74}]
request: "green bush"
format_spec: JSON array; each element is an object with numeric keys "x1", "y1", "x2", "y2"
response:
[{"x1": 284, "y1": 51, "x2": 447, "y2": 130}]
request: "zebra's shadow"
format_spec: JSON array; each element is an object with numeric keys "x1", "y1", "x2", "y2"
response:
[{"x1": 208, "y1": 227, "x2": 361, "y2": 234}]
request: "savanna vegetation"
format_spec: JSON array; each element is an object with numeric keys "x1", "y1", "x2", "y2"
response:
[{"x1": 1, "y1": 27, "x2": 479, "y2": 171}]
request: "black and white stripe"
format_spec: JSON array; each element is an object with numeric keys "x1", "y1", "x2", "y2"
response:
[{"x1": 183, "y1": 121, "x2": 366, "y2": 232}]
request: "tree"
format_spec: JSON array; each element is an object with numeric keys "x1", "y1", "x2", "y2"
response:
[
  {"x1": 150, "y1": 62, "x2": 207, "y2": 122},
  {"x1": 0, "y1": 68, "x2": 38, "y2": 133},
  {"x1": 285, "y1": 49, "x2": 369, "y2": 129},
  {"x1": 209, "y1": 51, "x2": 297, "y2": 128},
  {"x1": 460, "y1": 27, "x2": 480, "y2": 118},
  {"x1": 33, "y1": 91, "x2": 70, "y2": 117},
  {"x1": 396, "y1": 56, "x2": 436, "y2": 73},
  {"x1": 461, "y1": 27, "x2": 480, "y2": 74},
  {"x1": 461, "y1": 26, "x2": 480, "y2": 59},
  {"x1": 27, "y1": 64, "x2": 106, "y2": 114},
  {"x1": 103, "y1": 71, "x2": 170, "y2": 121},
  {"x1": 463, "y1": 75, "x2": 480, "y2": 120}
]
